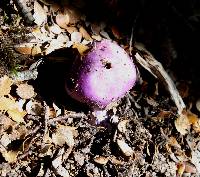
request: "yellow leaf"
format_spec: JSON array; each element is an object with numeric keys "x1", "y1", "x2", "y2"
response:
[
  {"x1": 187, "y1": 112, "x2": 200, "y2": 133},
  {"x1": 0, "y1": 75, "x2": 13, "y2": 96},
  {"x1": 72, "y1": 43, "x2": 89, "y2": 55},
  {"x1": 2, "y1": 150, "x2": 18, "y2": 163},
  {"x1": 175, "y1": 113, "x2": 190, "y2": 135},
  {"x1": 7, "y1": 109, "x2": 26, "y2": 123},
  {"x1": 0, "y1": 97, "x2": 16, "y2": 111}
]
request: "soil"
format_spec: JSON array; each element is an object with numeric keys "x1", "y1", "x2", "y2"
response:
[{"x1": 0, "y1": 0, "x2": 200, "y2": 177}]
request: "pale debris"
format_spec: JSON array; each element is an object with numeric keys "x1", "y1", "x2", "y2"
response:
[
  {"x1": 33, "y1": 1, "x2": 47, "y2": 26},
  {"x1": 16, "y1": 83, "x2": 35, "y2": 99},
  {"x1": 117, "y1": 139, "x2": 134, "y2": 157}
]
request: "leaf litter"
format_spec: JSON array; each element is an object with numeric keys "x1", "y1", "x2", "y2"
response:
[{"x1": 1, "y1": 0, "x2": 200, "y2": 177}]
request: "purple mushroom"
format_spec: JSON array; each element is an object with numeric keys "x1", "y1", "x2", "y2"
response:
[{"x1": 66, "y1": 39, "x2": 137, "y2": 110}]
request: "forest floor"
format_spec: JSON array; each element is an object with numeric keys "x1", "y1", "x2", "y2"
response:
[{"x1": 0, "y1": 0, "x2": 200, "y2": 176}]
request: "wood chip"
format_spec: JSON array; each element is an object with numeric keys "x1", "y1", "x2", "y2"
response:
[
  {"x1": 94, "y1": 156, "x2": 109, "y2": 165},
  {"x1": 33, "y1": 1, "x2": 47, "y2": 26},
  {"x1": 117, "y1": 139, "x2": 134, "y2": 157}
]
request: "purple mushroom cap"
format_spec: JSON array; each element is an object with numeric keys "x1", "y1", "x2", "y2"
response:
[{"x1": 66, "y1": 39, "x2": 137, "y2": 109}]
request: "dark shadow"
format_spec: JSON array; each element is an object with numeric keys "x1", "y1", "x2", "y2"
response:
[{"x1": 32, "y1": 48, "x2": 89, "y2": 112}]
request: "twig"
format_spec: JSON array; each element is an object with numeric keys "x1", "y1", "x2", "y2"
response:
[
  {"x1": 48, "y1": 113, "x2": 87, "y2": 124},
  {"x1": 134, "y1": 43, "x2": 185, "y2": 115}
]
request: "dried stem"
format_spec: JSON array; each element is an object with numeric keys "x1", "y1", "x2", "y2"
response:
[{"x1": 134, "y1": 43, "x2": 185, "y2": 115}]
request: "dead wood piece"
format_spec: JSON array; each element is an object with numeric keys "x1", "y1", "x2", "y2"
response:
[
  {"x1": 48, "y1": 113, "x2": 87, "y2": 124},
  {"x1": 134, "y1": 44, "x2": 185, "y2": 115}
]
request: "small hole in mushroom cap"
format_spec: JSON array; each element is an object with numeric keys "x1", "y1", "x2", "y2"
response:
[
  {"x1": 101, "y1": 58, "x2": 112, "y2": 69},
  {"x1": 105, "y1": 62, "x2": 112, "y2": 69}
]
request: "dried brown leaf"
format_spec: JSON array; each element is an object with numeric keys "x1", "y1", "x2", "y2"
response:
[
  {"x1": 175, "y1": 112, "x2": 190, "y2": 135},
  {"x1": 52, "y1": 125, "x2": 77, "y2": 147},
  {"x1": 72, "y1": 43, "x2": 89, "y2": 55},
  {"x1": 167, "y1": 137, "x2": 181, "y2": 149},
  {"x1": 79, "y1": 27, "x2": 92, "y2": 41},
  {"x1": 56, "y1": 13, "x2": 70, "y2": 29},
  {"x1": 14, "y1": 43, "x2": 42, "y2": 56},
  {"x1": 187, "y1": 112, "x2": 200, "y2": 133},
  {"x1": 16, "y1": 83, "x2": 35, "y2": 99}
]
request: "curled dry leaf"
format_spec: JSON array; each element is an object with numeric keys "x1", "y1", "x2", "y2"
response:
[
  {"x1": 14, "y1": 43, "x2": 42, "y2": 56},
  {"x1": 56, "y1": 6, "x2": 81, "y2": 29},
  {"x1": 0, "y1": 97, "x2": 26, "y2": 123},
  {"x1": 117, "y1": 139, "x2": 134, "y2": 157},
  {"x1": 0, "y1": 75, "x2": 12, "y2": 96},
  {"x1": 56, "y1": 13, "x2": 70, "y2": 29},
  {"x1": 33, "y1": 1, "x2": 47, "y2": 26},
  {"x1": 94, "y1": 156, "x2": 109, "y2": 165},
  {"x1": 16, "y1": 83, "x2": 35, "y2": 99},
  {"x1": 175, "y1": 111, "x2": 200, "y2": 135},
  {"x1": 167, "y1": 137, "x2": 181, "y2": 150},
  {"x1": 52, "y1": 125, "x2": 77, "y2": 147},
  {"x1": 110, "y1": 156, "x2": 124, "y2": 165},
  {"x1": 72, "y1": 43, "x2": 89, "y2": 55},
  {"x1": 175, "y1": 112, "x2": 190, "y2": 135},
  {"x1": 79, "y1": 27, "x2": 92, "y2": 41}
]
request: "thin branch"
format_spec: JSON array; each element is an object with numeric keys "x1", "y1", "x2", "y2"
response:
[{"x1": 134, "y1": 43, "x2": 185, "y2": 115}]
